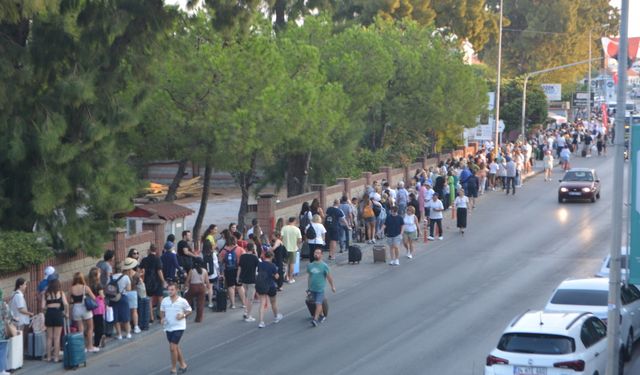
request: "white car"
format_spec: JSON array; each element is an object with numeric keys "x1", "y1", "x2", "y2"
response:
[
  {"x1": 595, "y1": 247, "x2": 628, "y2": 279},
  {"x1": 485, "y1": 310, "x2": 608, "y2": 375},
  {"x1": 545, "y1": 277, "x2": 640, "y2": 360}
]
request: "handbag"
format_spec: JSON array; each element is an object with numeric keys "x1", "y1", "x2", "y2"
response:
[
  {"x1": 5, "y1": 321, "x2": 17, "y2": 337},
  {"x1": 84, "y1": 289, "x2": 99, "y2": 310}
]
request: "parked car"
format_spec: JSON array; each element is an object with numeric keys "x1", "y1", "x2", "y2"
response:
[
  {"x1": 485, "y1": 310, "x2": 611, "y2": 375},
  {"x1": 558, "y1": 168, "x2": 600, "y2": 203},
  {"x1": 545, "y1": 277, "x2": 640, "y2": 360},
  {"x1": 595, "y1": 247, "x2": 628, "y2": 279}
]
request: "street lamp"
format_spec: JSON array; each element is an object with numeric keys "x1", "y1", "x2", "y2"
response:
[{"x1": 494, "y1": 0, "x2": 503, "y2": 157}]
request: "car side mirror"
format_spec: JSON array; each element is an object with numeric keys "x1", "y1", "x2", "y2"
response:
[{"x1": 558, "y1": 179, "x2": 562, "y2": 183}]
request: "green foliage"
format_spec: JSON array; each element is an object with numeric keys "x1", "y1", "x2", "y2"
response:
[
  {"x1": 0, "y1": 231, "x2": 54, "y2": 274},
  {"x1": 499, "y1": 79, "x2": 548, "y2": 134}
]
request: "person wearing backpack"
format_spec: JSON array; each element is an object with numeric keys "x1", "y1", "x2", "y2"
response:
[
  {"x1": 255, "y1": 251, "x2": 283, "y2": 328},
  {"x1": 237, "y1": 243, "x2": 260, "y2": 322},
  {"x1": 298, "y1": 202, "x2": 312, "y2": 239},
  {"x1": 106, "y1": 260, "x2": 134, "y2": 340},
  {"x1": 306, "y1": 214, "x2": 326, "y2": 255},
  {"x1": 324, "y1": 199, "x2": 347, "y2": 261},
  {"x1": 218, "y1": 236, "x2": 245, "y2": 310}
]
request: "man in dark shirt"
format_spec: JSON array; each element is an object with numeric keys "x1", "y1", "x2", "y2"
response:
[
  {"x1": 140, "y1": 244, "x2": 166, "y2": 323},
  {"x1": 237, "y1": 244, "x2": 260, "y2": 322},
  {"x1": 325, "y1": 199, "x2": 347, "y2": 261},
  {"x1": 382, "y1": 206, "x2": 404, "y2": 266},
  {"x1": 177, "y1": 230, "x2": 196, "y2": 272}
]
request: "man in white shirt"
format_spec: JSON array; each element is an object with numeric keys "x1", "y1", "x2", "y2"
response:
[
  {"x1": 10, "y1": 277, "x2": 34, "y2": 330},
  {"x1": 427, "y1": 193, "x2": 444, "y2": 241},
  {"x1": 161, "y1": 283, "x2": 192, "y2": 375},
  {"x1": 422, "y1": 182, "x2": 435, "y2": 219}
]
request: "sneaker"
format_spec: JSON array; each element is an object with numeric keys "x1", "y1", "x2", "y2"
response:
[
  {"x1": 407, "y1": 254, "x2": 413, "y2": 259},
  {"x1": 394, "y1": 259, "x2": 400, "y2": 265},
  {"x1": 244, "y1": 316, "x2": 256, "y2": 322},
  {"x1": 208, "y1": 303, "x2": 214, "y2": 309},
  {"x1": 287, "y1": 279, "x2": 296, "y2": 284},
  {"x1": 88, "y1": 347, "x2": 100, "y2": 353},
  {"x1": 311, "y1": 319, "x2": 319, "y2": 327},
  {"x1": 389, "y1": 260, "x2": 395, "y2": 265},
  {"x1": 258, "y1": 321, "x2": 265, "y2": 328},
  {"x1": 427, "y1": 236, "x2": 435, "y2": 241},
  {"x1": 99, "y1": 335, "x2": 106, "y2": 348},
  {"x1": 274, "y1": 313, "x2": 283, "y2": 323},
  {"x1": 438, "y1": 236, "x2": 443, "y2": 240},
  {"x1": 319, "y1": 315, "x2": 326, "y2": 323},
  {"x1": 126, "y1": 333, "x2": 132, "y2": 339},
  {"x1": 116, "y1": 335, "x2": 123, "y2": 340},
  {"x1": 133, "y1": 326, "x2": 141, "y2": 334}
]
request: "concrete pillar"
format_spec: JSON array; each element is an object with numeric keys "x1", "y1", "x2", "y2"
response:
[
  {"x1": 336, "y1": 177, "x2": 351, "y2": 198},
  {"x1": 143, "y1": 219, "x2": 166, "y2": 250},
  {"x1": 362, "y1": 172, "x2": 372, "y2": 187},
  {"x1": 257, "y1": 194, "x2": 276, "y2": 238},
  {"x1": 379, "y1": 166, "x2": 392, "y2": 184},
  {"x1": 113, "y1": 228, "x2": 127, "y2": 263},
  {"x1": 311, "y1": 184, "x2": 327, "y2": 210},
  {"x1": 403, "y1": 166, "x2": 411, "y2": 185}
]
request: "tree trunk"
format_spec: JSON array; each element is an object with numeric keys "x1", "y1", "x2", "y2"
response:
[
  {"x1": 285, "y1": 152, "x2": 311, "y2": 197},
  {"x1": 165, "y1": 159, "x2": 187, "y2": 202},
  {"x1": 236, "y1": 154, "x2": 257, "y2": 235},
  {"x1": 274, "y1": 0, "x2": 287, "y2": 32},
  {"x1": 192, "y1": 162, "x2": 212, "y2": 246}
]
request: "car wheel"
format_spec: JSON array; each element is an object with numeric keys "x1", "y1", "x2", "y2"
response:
[
  {"x1": 558, "y1": 196, "x2": 563, "y2": 203},
  {"x1": 591, "y1": 196, "x2": 596, "y2": 203},
  {"x1": 624, "y1": 329, "x2": 633, "y2": 361},
  {"x1": 618, "y1": 350, "x2": 625, "y2": 375},
  {"x1": 596, "y1": 192, "x2": 601, "y2": 199}
]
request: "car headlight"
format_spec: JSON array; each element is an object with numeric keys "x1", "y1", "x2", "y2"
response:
[
  {"x1": 582, "y1": 187, "x2": 591, "y2": 193},
  {"x1": 560, "y1": 187, "x2": 568, "y2": 192}
]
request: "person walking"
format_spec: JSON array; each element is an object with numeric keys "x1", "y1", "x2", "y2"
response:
[
  {"x1": 543, "y1": 150, "x2": 554, "y2": 182},
  {"x1": 505, "y1": 156, "x2": 517, "y2": 195},
  {"x1": 306, "y1": 214, "x2": 327, "y2": 254},
  {"x1": 382, "y1": 206, "x2": 404, "y2": 266},
  {"x1": 41, "y1": 278, "x2": 67, "y2": 362},
  {"x1": 160, "y1": 283, "x2": 192, "y2": 375},
  {"x1": 307, "y1": 249, "x2": 336, "y2": 327},
  {"x1": 238, "y1": 243, "x2": 260, "y2": 322},
  {"x1": 255, "y1": 251, "x2": 283, "y2": 328},
  {"x1": 453, "y1": 189, "x2": 469, "y2": 235},
  {"x1": 560, "y1": 145, "x2": 571, "y2": 171},
  {"x1": 402, "y1": 206, "x2": 419, "y2": 259},
  {"x1": 184, "y1": 259, "x2": 209, "y2": 323},
  {"x1": 280, "y1": 217, "x2": 302, "y2": 282},
  {"x1": 218, "y1": 236, "x2": 246, "y2": 310},
  {"x1": 427, "y1": 193, "x2": 444, "y2": 240},
  {"x1": 69, "y1": 272, "x2": 99, "y2": 352}
]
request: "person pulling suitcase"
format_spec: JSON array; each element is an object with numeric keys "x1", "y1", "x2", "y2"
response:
[{"x1": 306, "y1": 249, "x2": 336, "y2": 327}]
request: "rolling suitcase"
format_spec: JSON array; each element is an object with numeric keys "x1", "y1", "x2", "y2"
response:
[
  {"x1": 373, "y1": 244, "x2": 387, "y2": 263},
  {"x1": 348, "y1": 245, "x2": 362, "y2": 264},
  {"x1": 138, "y1": 297, "x2": 150, "y2": 330},
  {"x1": 305, "y1": 293, "x2": 329, "y2": 318},
  {"x1": 6, "y1": 331, "x2": 23, "y2": 372},
  {"x1": 293, "y1": 251, "x2": 300, "y2": 276},
  {"x1": 581, "y1": 148, "x2": 587, "y2": 157},
  {"x1": 27, "y1": 330, "x2": 46, "y2": 359},
  {"x1": 63, "y1": 319, "x2": 87, "y2": 369},
  {"x1": 214, "y1": 279, "x2": 227, "y2": 312}
]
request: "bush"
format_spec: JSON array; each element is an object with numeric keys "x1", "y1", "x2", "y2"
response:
[{"x1": 0, "y1": 231, "x2": 54, "y2": 274}]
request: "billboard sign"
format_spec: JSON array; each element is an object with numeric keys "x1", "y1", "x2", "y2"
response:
[{"x1": 541, "y1": 84, "x2": 562, "y2": 101}]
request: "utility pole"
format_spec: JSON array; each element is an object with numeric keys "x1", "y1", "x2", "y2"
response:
[
  {"x1": 587, "y1": 29, "x2": 592, "y2": 123},
  {"x1": 494, "y1": 0, "x2": 504, "y2": 157},
  {"x1": 606, "y1": 0, "x2": 628, "y2": 374}
]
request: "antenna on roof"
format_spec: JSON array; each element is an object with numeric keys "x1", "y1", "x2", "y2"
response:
[{"x1": 539, "y1": 311, "x2": 544, "y2": 326}]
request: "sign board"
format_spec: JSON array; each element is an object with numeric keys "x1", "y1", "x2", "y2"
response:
[
  {"x1": 541, "y1": 84, "x2": 562, "y2": 101},
  {"x1": 631, "y1": 124, "x2": 640, "y2": 283},
  {"x1": 572, "y1": 92, "x2": 594, "y2": 108}
]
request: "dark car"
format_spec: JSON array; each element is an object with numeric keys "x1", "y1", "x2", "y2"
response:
[{"x1": 558, "y1": 168, "x2": 600, "y2": 203}]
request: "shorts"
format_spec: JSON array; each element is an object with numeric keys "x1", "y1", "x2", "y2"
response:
[
  {"x1": 326, "y1": 229, "x2": 341, "y2": 242},
  {"x1": 287, "y1": 251, "x2": 297, "y2": 264},
  {"x1": 72, "y1": 303, "x2": 93, "y2": 321},
  {"x1": 45, "y1": 308, "x2": 64, "y2": 327},
  {"x1": 387, "y1": 235, "x2": 402, "y2": 246},
  {"x1": 364, "y1": 216, "x2": 375, "y2": 224},
  {"x1": 403, "y1": 231, "x2": 418, "y2": 241},
  {"x1": 309, "y1": 290, "x2": 325, "y2": 305},
  {"x1": 165, "y1": 330, "x2": 184, "y2": 344},
  {"x1": 126, "y1": 290, "x2": 138, "y2": 309},
  {"x1": 111, "y1": 297, "x2": 131, "y2": 323},
  {"x1": 258, "y1": 286, "x2": 277, "y2": 297},
  {"x1": 224, "y1": 268, "x2": 240, "y2": 287},
  {"x1": 243, "y1": 283, "x2": 255, "y2": 301}
]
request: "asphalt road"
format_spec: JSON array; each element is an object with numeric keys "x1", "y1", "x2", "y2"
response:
[{"x1": 26, "y1": 151, "x2": 633, "y2": 375}]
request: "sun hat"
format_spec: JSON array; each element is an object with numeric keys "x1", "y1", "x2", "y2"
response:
[{"x1": 122, "y1": 257, "x2": 138, "y2": 271}]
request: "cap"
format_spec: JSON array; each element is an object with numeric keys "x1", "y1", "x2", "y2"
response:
[{"x1": 44, "y1": 266, "x2": 55, "y2": 277}]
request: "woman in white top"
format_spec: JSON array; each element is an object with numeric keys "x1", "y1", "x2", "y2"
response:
[
  {"x1": 453, "y1": 189, "x2": 469, "y2": 235},
  {"x1": 306, "y1": 214, "x2": 327, "y2": 254},
  {"x1": 543, "y1": 150, "x2": 554, "y2": 182},
  {"x1": 402, "y1": 206, "x2": 420, "y2": 259}
]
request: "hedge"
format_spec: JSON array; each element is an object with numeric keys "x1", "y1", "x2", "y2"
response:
[{"x1": 0, "y1": 231, "x2": 54, "y2": 274}]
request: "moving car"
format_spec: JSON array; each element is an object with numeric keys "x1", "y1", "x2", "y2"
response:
[
  {"x1": 485, "y1": 310, "x2": 608, "y2": 375},
  {"x1": 558, "y1": 168, "x2": 600, "y2": 203},
  {"x1": 545, "y1": 278, "x2": 640, "y2": 360}
]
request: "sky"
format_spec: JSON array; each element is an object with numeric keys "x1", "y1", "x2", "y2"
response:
[{"x1": 609, "y1": 0, "x2": 640, "y2": 37}]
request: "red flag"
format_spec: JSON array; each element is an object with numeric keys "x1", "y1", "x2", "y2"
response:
[{"x1": 602, "y1": 37, "x2": 640, "y2": 68}]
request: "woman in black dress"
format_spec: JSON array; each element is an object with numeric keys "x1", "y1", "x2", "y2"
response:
[{"x1": 42, "y1": 278, "x2": 68, "y2": 362}]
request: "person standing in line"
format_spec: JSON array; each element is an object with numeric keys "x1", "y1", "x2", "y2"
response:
[
  {"x1": 280, "y1": 217, "x2": 302, "y2": 282},
  {"x1": 110, "y1": 261, "x2": 133, "y2": 340},
  {"x1": 87, "y1": 267, "x2": 106, "y2": 349},
  {"x1": 140, "y1": 244, "x2": 166, "y2": 323},
  {"x1": 160, "y1": 283, "x2": 192, "y2": 375},
  {"x1": 37, "y1": 266, "x2": 56, "y2": 296},
  {"x1": 255, "y1": 251, "x2": 283, "y2": 328},
  {"x1": 382, "y1": 206, "x2": 404, "y2": 266},
  {"x1": 96, "y1": 250, "x2": 115, "y2": 288},
  {"x1": 396, "y1": 181, "x2": 409, "y2": 216},
  {"x1": 307, "y1": 249, "x2": 336, "y2": 327},
  {"x1": 543, "y1": 150, "x2": 554, "y2": 182},
  {"x1": 505, "y1": 156, "x2": 517, "y2": 195},
  {"x1": 427, "y1": 193, "x2": 444, "y2": 241},
  {"x1": 10, "y1": 277, "x2": 34, "y2": 331},
  {"x1": 218, "y1": 236, "x2": 246, "y2": 310},
  {"x1": 306, "y1": 214, "x2": 327, "y2": 254},
  {"x1": 453, "y1": 189, "x2": 469, "y2": 235},
  {"x1": 0, "y1": 288, "x2": 14, "y2": 375},
  {"x1": 325, "y1": 199, "x2": 347, "y2": 261},
  {"x1": 237, "y1": 243, "x2": 260, "y2": 322},
  {"x1": 69, "y1": 272, "x2": 99, "y2": 352},
  {"x1": 362, "y1": 196, "x2": 376, "y2": 244},
  {"x1": 41, "y1": 278, "x2": 67, "y2": 362},
  {"x1": 488, "y1": 158, "x2": 498, "y2": 191},
  {"x1": 338, "y1": 196, "x2": 354, "y2": 253},
  {"x1": 184, "y1": 259, "x2": 209, "y2": 323},
  {"x1": 177, "y1": 231, "x2": 196, "y2": 272},
  {"x1": 402, "y1": 206, "x2": 419, "y2": 259}
]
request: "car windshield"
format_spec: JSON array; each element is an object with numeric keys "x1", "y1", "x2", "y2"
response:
[
  {"x1": 607, "y1": 255, "x2": 628, "y2": 269},
  {"x1": 563, "y1": 171, "x2": 593, "y2": 181},
  {"x1": 498, "y1": 333, "x2": 575, "y2": 354},
  {"x1": 550, "y1": 289, "x2": 608, "y2": 306}
]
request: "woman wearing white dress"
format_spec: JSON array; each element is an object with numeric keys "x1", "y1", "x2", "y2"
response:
[
  {"x1": 453, "y1": 189, "x2": 469, "y2": 235},
  {"x1": 402, "y1": 206, "x2": 420, "y2": 259}
]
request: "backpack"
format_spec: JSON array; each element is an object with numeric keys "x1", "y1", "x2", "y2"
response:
[
  {"x1": 305, "y1": 224, "x2": 317, "y2": 240},
  {"x1": 372, "y1": 203, "x2": 381, "y2": 217},
  {"x1": 105, "y1": 274, "x2": 125, "y2": 304},
  {"x1": 363, "y1": 205, "x2": 374, "y2": 218},
  {"x1": 255, "y1": 266, "x2": 271, "y2": 294},
  {"x1": 299, "y1": 211, "x2": 311, "y2": 233},
  {"x1": 224, "y1": 247, "x2": 238, "y2": 270}
]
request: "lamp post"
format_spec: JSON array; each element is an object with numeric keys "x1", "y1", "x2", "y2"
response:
[
  {"x1": 520, "y1": 58, "x2": 603, "y2": 140},
  {"x1": 587, "y1": 29, "x2": 592, "y2": 123},
  {"x1": 494, "y1": 0, "x2": 504, "y2": 156}
]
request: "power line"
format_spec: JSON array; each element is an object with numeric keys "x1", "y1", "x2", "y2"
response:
[{"x1": 502, "y1": 28, "x2": 568, "y2": 35}]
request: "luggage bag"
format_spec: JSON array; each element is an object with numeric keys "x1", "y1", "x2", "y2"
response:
[
  {"x1": 27, "y1": 330, "x2": 46, "y2": 359},
  {"x1": 348, "y1": 245, "x2": 362, "y2": 264},
  {"x1": 305, "y1": 294, "x2": 329, "y2": 318},
  {"x1": 63, "y1": 319, "x2": 87, "y2": 369},
  {"x1": 7, "y1": 331, "x2": 24, "y2": 372},
  {"x1": 373, "y1": 244, "x2": 387, "y2": 263},
  {"x1": 138, "y1": 297, "x2": 150, "y2": 330}
]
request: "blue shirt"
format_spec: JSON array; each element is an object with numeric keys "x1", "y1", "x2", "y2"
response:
[
  {"x1": 307, "y1": 261, "x2": 330, "y2": 292},
  {"x1": 161, "y1": 251, "x2": 181, "y2": 281},
  {"x1": 384, "y1": 214, "x2": 404, "y2": 237}
]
